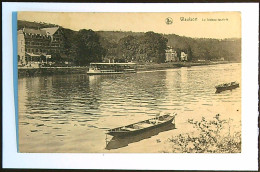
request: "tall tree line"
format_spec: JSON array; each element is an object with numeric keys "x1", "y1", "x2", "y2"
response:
[
  {"x1": 116, "y1": 32, "x2": 168, "y2": 63},
  {"x1": 18, "y1": 20, "x2": 241, "y2": 65}
]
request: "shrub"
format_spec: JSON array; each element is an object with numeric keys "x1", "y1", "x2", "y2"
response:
[{"x1": 166, "y1": 114, "x2": 241, "y2": 153}]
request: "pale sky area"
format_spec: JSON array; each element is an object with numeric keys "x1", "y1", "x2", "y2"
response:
[{"x1": 18, "y1": 12, "x2": 241, "y2": 39}]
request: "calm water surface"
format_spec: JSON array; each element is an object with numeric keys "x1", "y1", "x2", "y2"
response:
[{"x1": 18, "y1": 63, "x2": 241, "y2": 152}]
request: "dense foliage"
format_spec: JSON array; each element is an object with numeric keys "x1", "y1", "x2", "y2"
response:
[
  {"x1": 18, "y1": 20, "x2": 241, "y2": 65},
  {"x1": 165, "y1": 34, "x2": 241, "y2": 62},
  {"x1": 100, "y1": 32, "x2": 241, "y2": 63},
  {"x1": 71, "y1": 29, "x2": 106, "y2": 65},
  {"x1": 17, "y1": 20, "x2": 58, "y2": 30},
  {"x1": 164, "y1": 114, "x2": 241, "y2": 153},
  {"x1": 117, "y1": 32, "x2": 168, "y2": 63}
]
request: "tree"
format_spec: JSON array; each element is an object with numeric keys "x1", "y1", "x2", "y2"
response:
[
  {"x1": 72, "y1": 29, "x2": 106, "y2": 65},
  {"x1": 141, "y1": 32, "x2": 168, "y2": 63},
  {"x1": 187, "y1": 45, "x2": 193, "y2": 61},
  {"x1": 99, "y1": 36, "x2": 118, "y2": 62},
  {"x1": 117, "y1": 35, "x2": 137, "y2": 62},
  {"x1": 117, "y1": 31, "x2": 168, "y2": 63}
]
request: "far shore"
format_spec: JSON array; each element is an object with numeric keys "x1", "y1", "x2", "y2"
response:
[
  {"x1": 18, "y1": 61, "x2": 238, "y2": 77},
  {"x1": 136, "y1": 61, "x2": 232, "y2": 71}
]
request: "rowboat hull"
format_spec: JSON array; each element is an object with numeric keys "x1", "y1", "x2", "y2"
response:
[
  {"x1": 107, "y1": 114, "x2": 176, "y2": 137},
  {"x1": 216, "y1": 83, "x2": 239, "y2": 93},
  {"x1": 105, "y1": 123, "x2": 176, "y2": 150}
]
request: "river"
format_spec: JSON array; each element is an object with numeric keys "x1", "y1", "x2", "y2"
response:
[{"x1": 18, "y1": 63, "x2": 241, "y2": 153}]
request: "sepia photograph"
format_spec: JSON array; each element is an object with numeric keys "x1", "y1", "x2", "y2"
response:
[{"x1": 17, "y1": 12, "x2": 242, "y2": 153}]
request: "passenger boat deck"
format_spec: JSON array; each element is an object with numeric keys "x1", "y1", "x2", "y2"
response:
[{"x1": 87, "y1": 62, "x2": 136, "y2": 75}]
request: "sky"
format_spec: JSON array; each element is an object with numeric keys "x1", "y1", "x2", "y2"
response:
[{"x1": 18, "y1": 12, "x2": 241, "y2": 39}]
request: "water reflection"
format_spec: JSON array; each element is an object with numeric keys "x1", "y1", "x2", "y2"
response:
[
  {"x1": 18, "y1": 63, "x2": 241, "y2": 152},
  {"x1": 88, "y1": 75, "x2": 102, "y2": 87},
  {"x1": 105, "y1": 123, "x2": 176, "y2": 150}
]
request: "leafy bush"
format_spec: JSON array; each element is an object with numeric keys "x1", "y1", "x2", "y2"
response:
[{"x1": 166, "y1": 114, "x2": 241, "y2": 153}]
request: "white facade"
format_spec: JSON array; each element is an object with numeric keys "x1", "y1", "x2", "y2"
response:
[
  {"x1": 181, "y1": 52, "x2": 188, "y2": 61},
  {"x1": 17, "y1": 30, "x2": 25, "y2": 66},
  {"x1": 165, "y1": 47, "x2": 178, "y2": 62}
]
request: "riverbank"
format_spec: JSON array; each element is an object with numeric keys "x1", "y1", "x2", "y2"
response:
[
  {"x1": 136, "y1": 61, "x2": 230, "y2": 71},
  {"x1": 18, "y1": 67, "x2": 88, "y2": 77},
  {"x1": 18, "y1": 61, "x2": 233, "y2": 77}
]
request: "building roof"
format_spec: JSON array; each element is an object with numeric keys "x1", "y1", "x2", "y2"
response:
[
  {"x1": 21, "y1": 27, "x2": 59, "y2": 36},
  {"x1": 26, "y1": 52, "x2": 41, "y2": 57},
  {"x1": 23, "y1": 28, "x2": 47, "y2": 36},
  {"x1": 41, "y1": 27, "x2": 59, "y2": 36},
  {"x1": 166, "y1": 49, "x2": 176, "y2": 53}
]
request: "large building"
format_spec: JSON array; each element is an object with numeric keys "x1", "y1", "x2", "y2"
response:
[
  {"x1": 165, "y1": 47, "x2": 178, "y2": 62},
  {"x1": 17, "y1": 30, "x2": 26, "y2": 66},
  {"x1": 17, "y1": 27, "x2": 64, "y2": 67}
]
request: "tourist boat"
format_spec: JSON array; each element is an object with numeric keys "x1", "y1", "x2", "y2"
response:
[
  {"x1": 215, "y1": 81, "x2": 239, "y2": 93},
  {"x1": 87, "y1": 62, "x2": 136, "y2": 75},
  {"x1": 106, "y1": 113, "x2": 177, "y2": 137}
]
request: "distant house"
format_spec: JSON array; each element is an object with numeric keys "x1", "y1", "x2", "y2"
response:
[
  {"x1": 165, "y1": 46, "x2": 178, "y2": 62},
  {"x1": 17, "y1": 27, "x2": 64, "y2": 67},
  {"x1": 219, "y1": 57, "x2": 225, "y2": 61},
  {"x1": 180, "y1": 52, "x2": 188, "y2": 61}
]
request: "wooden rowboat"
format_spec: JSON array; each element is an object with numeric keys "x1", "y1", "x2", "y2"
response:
[
  {"x1": 215, "y1": 81, "x2": 239, "y2": 93},
  {"x1": 106, "y1": 113, "x2": 177, "y2": 137}
]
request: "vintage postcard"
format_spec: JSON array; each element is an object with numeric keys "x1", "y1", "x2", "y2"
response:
[{"x1": 17, "y1": 12, "x2": 241, "y2": 153}]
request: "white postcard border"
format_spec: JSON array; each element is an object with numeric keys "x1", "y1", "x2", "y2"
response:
[{"x1": 2, "y1": 2, "x2": 259, "y2": 170}]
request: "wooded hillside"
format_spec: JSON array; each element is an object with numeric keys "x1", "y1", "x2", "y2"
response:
[{"x1": 18, "y1": 20, "x2": 241, "y2": 64}]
